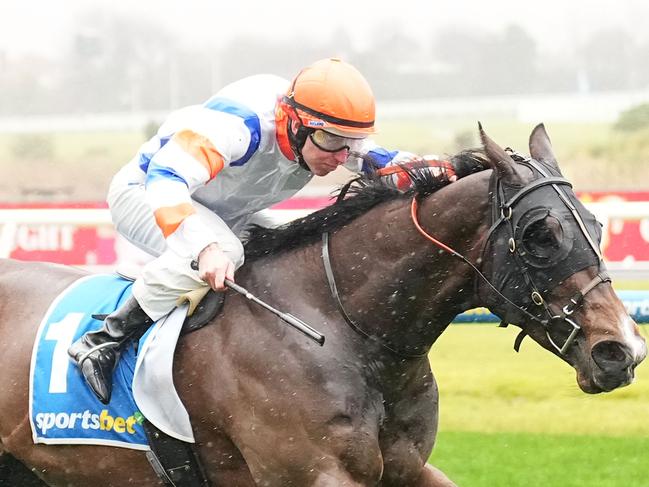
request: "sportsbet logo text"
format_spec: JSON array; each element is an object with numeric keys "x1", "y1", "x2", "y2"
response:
[{"x1": 35, "y1": 409, "x2": 140, "y2": 435}]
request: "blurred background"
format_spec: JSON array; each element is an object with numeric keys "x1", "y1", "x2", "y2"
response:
[
  {"x1": 2, "y1": 0, "x2": 649, "y2": 198},
  {"x1": 1, "y1": 1, "x2": 649, "y2": 485}
]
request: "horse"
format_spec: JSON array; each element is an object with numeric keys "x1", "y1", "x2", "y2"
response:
[{"x1": 0, "y1": 124, "x2": 645, "y2": 486}]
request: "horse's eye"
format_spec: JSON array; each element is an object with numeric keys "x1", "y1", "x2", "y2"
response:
[{"x1": 521, "y1": 216, "x2": 563, "y2": 258}]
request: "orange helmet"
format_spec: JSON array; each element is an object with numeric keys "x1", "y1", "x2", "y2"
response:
[{"x1": 281, "y1": 58, "x2": 376, "y2": 138}]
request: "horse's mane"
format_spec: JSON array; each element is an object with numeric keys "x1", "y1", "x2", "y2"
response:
[{"x1": 244, "y1": 149, "x2": 489, "y2": 261}]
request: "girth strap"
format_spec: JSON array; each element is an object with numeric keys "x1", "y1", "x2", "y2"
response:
[{"x1": 143, "y1": 420, "x2": 210, "y2": 487}]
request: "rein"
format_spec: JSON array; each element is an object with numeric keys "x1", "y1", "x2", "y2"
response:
[
  {"x1": 321, "y1": 231, "x2": 428, "y2": 359},
  {"x1": 322, "y1": 159, "x2": 610, "y2": 358},
  {"x1": 409, "y1": 198, "x2": 548, "y2": 326}
]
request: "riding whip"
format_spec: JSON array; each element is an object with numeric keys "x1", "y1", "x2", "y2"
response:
[{"x1": 191, "y1": 260, "x2": 325, "y2": 345}]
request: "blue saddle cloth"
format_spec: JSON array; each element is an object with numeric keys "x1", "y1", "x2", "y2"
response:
[{"x1": 30, "y1": 274, "x2": 150, "y2": 450}]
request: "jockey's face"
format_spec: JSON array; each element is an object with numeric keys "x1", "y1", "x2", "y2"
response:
[{"x1": 301, "y1": 135, "x2": 350, "y2": 176}]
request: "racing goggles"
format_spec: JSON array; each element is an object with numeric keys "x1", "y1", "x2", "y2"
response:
[{"x1": 309, "y1": 129, "x2": 365, "y2": 153}]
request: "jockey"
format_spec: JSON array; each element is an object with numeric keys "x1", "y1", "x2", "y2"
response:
[{"x1": 68, "y1": 57, "x2": 455, "y2": 404}]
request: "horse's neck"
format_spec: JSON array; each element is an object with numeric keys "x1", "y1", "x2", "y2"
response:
[{"x1": 330, "y1": 177, "x2": 490, "y2": 353}]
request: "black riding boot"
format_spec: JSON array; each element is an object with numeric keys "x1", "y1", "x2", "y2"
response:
[{"x1": 68, "y1": 296, "x2": 153, "y2": 404}]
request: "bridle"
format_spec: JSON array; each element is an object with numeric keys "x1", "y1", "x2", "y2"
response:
[{"x1": 322, "y1": 155, "x2": 610, "y2": 358}]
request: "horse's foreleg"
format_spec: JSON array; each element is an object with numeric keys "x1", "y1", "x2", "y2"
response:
[{"x1": 413, "y1": 464, "x2": 457, "y2": 487}]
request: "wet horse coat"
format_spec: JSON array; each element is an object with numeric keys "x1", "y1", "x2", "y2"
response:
[{"x1": 0, "y1": 125, "x2": 645, "y2": 486}]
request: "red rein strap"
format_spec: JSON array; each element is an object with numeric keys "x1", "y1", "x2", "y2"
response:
[
  {"x1": 376, "y1": 159, "x2": 456, "y2": 178},
  {"x1": 377, "y1": 159, "x2": 456, "y2": 191},
  {"x1": 410, "y1": 197, "x2": 552, "y2": 331},
  {"x1": 410, "y1": 198, "x2": 462, "y2": 258}
]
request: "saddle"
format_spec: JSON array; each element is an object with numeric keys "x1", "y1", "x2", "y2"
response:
[
  {"x1": 98, "y1": 275, "x2": 225, "y2": 336},
  {"x1": 178, "y1": 288, "x2": 225, "y2": 335}
]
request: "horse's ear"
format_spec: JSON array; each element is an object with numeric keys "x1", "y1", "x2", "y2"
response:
[
  {"x1": 529, "y1": 123, "x2": 559, "y2": 169},
  {"x1": 478, "y1": 122, "x2": 522, "y2": 183}
]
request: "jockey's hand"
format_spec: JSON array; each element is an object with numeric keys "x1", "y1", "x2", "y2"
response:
[
  {"x1": 197, "y1": 242, "x2": 235, "y2": 291},
  {"x1": 377, "y1": 155, "x2": 457, "y2": 190},
  {"x1": 418, "y1": 155, "x2": 457, "y2": 182}
]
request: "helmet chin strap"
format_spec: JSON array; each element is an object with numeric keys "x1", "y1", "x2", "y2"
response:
[{"x1": 287, "y1": 119, "x2": 312, "y2": 171}]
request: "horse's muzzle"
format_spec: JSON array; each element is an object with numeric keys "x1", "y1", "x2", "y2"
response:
[{"x1": 590, "y1": 340, "x2": 637, "y2": 392}]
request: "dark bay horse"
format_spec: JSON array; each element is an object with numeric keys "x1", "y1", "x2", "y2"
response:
[{"x1": 0, "y1": 125, "x2": 645, "y2": 486}]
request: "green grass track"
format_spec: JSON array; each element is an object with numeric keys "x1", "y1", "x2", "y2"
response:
[
  {"x1": 426, "y1": 323, "x2": 649, "y2": 485},
  {"x1": 430, "y1": 431, "x2": 649, "y2": 487}
]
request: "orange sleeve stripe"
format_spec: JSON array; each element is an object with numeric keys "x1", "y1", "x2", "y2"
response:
[
  {"x1": 173, "y1": 130, "x2": 225, "y2": 180},
  {"x1": 154, "y1": 203, "x2": 196, "y2": 238}
]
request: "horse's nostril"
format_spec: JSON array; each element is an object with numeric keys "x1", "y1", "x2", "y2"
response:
[
  {"x1": 591, "y1": 341, "x2": 633, "y2": 371},
  {"x1": 596, "y1": 343, "x2": 626, "y2": 362}
]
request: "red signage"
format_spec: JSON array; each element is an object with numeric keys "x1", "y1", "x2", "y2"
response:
[
  {"x1": 1, "y1": 194, "x2": 648, "y2": 266},
  {"x1": 8, "y1": 224, "x2": 117, "y2": 265},
  {"x1": 580, "y1": 192, "x2": 649, "y2": 263}
]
